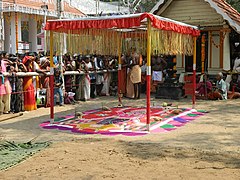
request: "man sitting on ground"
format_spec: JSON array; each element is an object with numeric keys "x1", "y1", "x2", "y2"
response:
[
  {"x1": 208, "y1": 72, "x2": 227, "y2": 100},
  {"x1": 196, "y1": 73, "x2": 212, "y2": 99}
]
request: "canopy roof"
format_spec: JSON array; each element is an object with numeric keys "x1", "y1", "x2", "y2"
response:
[
  {"x1": 45, "y1": 13, "x2": 200, "y2": 56},
  {"x1": 45, "y1": 13, "x2": 200, "y2": 36}
]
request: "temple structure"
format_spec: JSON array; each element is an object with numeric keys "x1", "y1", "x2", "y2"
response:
[
  {"x1": 151, "y1": 0, "x2": 240, "y2": 73},
  {"x1": 0, "y1": 0, "x2": 85, "y2": 54}
]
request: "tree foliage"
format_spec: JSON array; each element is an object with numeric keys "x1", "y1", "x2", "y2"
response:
[
  {"x1": 100, "y1": 0, "x2": 158, "y2": 12},
  {"x1": 226, "y1": 0, "x2": 240, "y2": 12}
]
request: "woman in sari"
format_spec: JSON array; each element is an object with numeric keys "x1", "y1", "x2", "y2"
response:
[
  {"x1": 40, "y1": 58, "x2": 50, "y2": 107},
  {"x1": 126, "y1": 55, "x2": 135, "y2": 99},
  {"x1": 22, "y1": 56, "x2": 37, "y2": 111},
  {"x1": 119, "y1": 55, "x2": 127, "y2": 95},
  {"x1": 32, "y1": 56, "x2": 40, "y2": 95}
]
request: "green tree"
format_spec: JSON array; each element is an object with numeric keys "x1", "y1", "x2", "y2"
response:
[
  {"x1": 100, "y1": 0, "x2": 158, "y2": 12},
  {"x1": 226, "y1": 0, "x2": 240, "y2": 12}
]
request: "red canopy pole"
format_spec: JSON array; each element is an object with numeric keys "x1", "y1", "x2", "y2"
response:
[
  {"x1": 192, "y1": 37, "x2": 197, "y2": 109},
  {"x1": 146, "y1": 19, "x2": 152, "y2": 131},
  {"x1": 49, "y1": 31, "x2": 55, "y2": 122}
]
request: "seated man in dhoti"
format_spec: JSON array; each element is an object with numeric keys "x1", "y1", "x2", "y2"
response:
[
  {"x1": 130, "y1": 53, "x2": 141, "y2": 99},
  {"x1": 208, "y1": 72, "x2": 227, "y2": 100},
  {"x1": 196, "y1": 73, "x2": 212, "y2": 99}
]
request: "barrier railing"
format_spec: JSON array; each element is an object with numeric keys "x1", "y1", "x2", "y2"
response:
[
  {"x1": 2, "y1": 69, "x2": 118, "y2": 77},
  {"x1": 0, "y1": 69, "x2": 118, "y2": 115}
]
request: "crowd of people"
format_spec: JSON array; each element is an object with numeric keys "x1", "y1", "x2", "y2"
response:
[
  {"x1": 1, "y1": 49, "x2": 240, "y2": 115},
  {"x1": 196, "y1": 72, "x2": 240, "y2": 100},
  {"x1": 0, "y1": 49, "x2": 170, "y2": 115},
  {"x1": 0, "y1": 51, "x2": 120, "y2": 115}
]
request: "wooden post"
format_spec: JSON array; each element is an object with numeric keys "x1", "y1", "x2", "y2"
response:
[
  {"x1": 192, "y1": 37, "x2": 197, "y2": 109},
  {"x1": 49, "y1": 31, "x2": 54, "y2": 122},
  {"x1": 146, "y1": 19, "x2": 152, "y2": 131},
  {"x1": 201, "y1": 34, "x2": 206, "y2": 73},
  {"x1": 181, "y1": 54, "x2": 184, "y2": 68},
  {"x1": 220, "y1": 31, "x2": 224, "y2": 69},
  {"x1": 209, "y1": 31, "x2": 212, "y2": 68},
  {"x1": 173, "y1": 57, "x2": 177, "y2": 78}
]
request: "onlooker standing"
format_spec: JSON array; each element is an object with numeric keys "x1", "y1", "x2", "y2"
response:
[
  {"x1": 22, "y1": 56, "x2": 37, "y2": 111},
  {"x1": 64, "y1": 56, "x2": 74, "y2": 92},
  {"x1": 89, "y1": 56, "x2": 96, "y2": 98},
  {"x1": 0, "y1": 52, "x2": 12, "y2": 114},
  {"x1": 54, "y1": 68, "x2": 64, "y2": 106},
  {"x1": 8, "y1": 60, "x2": 18, "y2": 113},
  {"x1": 130, "y1": 53, "x2": 141, "y2": 99},
  {"x1": 0, "y1": 58, "x2": 5, "y2": 115},
  {"x1": 94, "y1": 55, "x2": 104, "y2": 96},
  {"x1": 152, "y1": 56, "x2": 167, "y2": 85},
  {"x1": 101, "y1": 57, "x2": 112, "y2": 96},
  {"x1": 79, "y1": 56, "x2": 91, "y2": 101},
  {"x1": 40, "y1": 58, "x2": 50, "y2": 107}
]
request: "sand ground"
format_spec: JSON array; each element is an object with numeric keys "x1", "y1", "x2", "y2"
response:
[{"x1": 0, "y1": 96, "x2": 240, "y2": 180}]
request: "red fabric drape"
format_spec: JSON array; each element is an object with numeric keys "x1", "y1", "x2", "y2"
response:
[{"x1": 45, "y1": 13, "x2": 200, "y2": 36}]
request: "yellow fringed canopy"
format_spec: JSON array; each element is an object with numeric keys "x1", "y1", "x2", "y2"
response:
[{"x1": 45, "y1": 13, "x2": 200, "y2": 56}]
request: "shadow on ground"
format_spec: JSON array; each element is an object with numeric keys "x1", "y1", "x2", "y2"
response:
[{"x1": 118, "y1": 140, "x2": 240, "y2": 169}]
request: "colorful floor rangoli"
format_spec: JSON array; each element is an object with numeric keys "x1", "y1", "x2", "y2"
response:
[{"x1": 40, "y1": 106, "x2": 206, "y2": 136}]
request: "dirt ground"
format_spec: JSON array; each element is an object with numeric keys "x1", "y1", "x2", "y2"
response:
[{"x1": 0, "y1": 96, "x2": 240, "y2": 180}]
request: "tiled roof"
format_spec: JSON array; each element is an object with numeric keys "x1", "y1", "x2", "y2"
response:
[
  {"x1": 2, "y1": 0, "x2": 128, "y2": 16},
  {"x1": 212, "y1": 0, "x2": 240, "y2": 25},
  {"x1": 205, "y1": 0, "x2": 240, "y2": 32},
  {"x1": 2, "y1": 0, "x2": 85, "y2": 17},
  {"x1": 151, "y1": 0, "x2": 240, "y2": 33}
]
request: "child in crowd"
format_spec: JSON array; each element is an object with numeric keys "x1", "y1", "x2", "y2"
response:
[
  {"x1": 109, "y1": 81, "x2": 118, "y2": 96},
  {"x1": 54, "y1": 68, "x2": 64, "y2": 106},
  {"x1": 64, "y1": 92, "x2": 76, "y2": 104}
]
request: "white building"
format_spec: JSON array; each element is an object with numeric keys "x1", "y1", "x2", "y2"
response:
[
  {"x1": 151, "y1": 0, "x2": 240, "y2": 74},
  {"x1": 0, "y1": 0, "x2": 85, "y2": 54}
]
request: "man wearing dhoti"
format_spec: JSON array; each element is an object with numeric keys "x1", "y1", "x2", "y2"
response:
[
  {"x1": 130, "y1": 54, "x2": 142, "y2": 99},
  {"x1": 152, "y1": 56, "x2": 167, "y2": 84}
]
